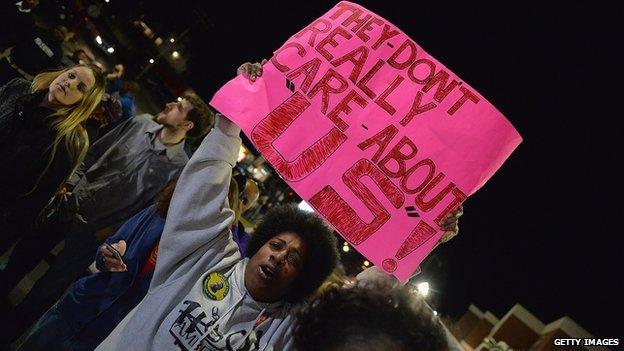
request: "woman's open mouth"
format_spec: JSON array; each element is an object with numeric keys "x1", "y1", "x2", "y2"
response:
[{"x1": 258, "y1": 265, "x2": 276, "y2": 281}]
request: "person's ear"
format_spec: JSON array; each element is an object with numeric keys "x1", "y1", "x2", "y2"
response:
[{"x1": 184, "y1": 121, "x2": 194, "y2": 131}]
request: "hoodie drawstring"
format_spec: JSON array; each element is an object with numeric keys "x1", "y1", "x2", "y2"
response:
[{"x1": 230, "y1": 306, "x2": 268, "y2": 350}]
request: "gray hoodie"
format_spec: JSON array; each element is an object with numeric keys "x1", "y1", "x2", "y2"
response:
[{"x1": 96, "y1": 115, "x2": 295, "y2": 350}]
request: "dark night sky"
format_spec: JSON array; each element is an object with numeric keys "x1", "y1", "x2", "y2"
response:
[{"x1": 139, "y1": 0, "x2": 623, "y2": 336}]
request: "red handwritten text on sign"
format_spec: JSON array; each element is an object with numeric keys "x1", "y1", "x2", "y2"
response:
[{"x1": 211, "y1": 1, "x2": 522, "y2": 281}]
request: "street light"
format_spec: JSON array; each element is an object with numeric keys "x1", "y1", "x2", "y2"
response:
[
  {"x1": 149, "y1": 58, "x2": 155, "y2": 64},
  {"x1": 106, "y1": 47, "x2": 115, "y2": 54},
  {"x1": 416, "y1": 282, "x2": 430, "y2": 297},
  {"x1": 170, "y1": 38, "x2": 175, "y2": 43},
  {"x1": 171, "y1": 51, "x2": 180, "y2": 59},
  {"x1": 95, "y1": 35, "x2": 102, "y2": 45},
  {"x1": 342, "y1": 245, "x2": 350, "y2": 252}
]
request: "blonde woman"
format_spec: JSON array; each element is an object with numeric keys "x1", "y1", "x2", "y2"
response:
[{"x1": 0, "y1": 64, "x2": 104, "y2": 250}]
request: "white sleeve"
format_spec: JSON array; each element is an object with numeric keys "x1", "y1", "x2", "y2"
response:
[{"x1": 150, "y1": 115, "x2": 242, "y2": 287}]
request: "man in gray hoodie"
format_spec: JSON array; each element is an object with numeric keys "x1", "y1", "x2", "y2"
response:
[{"x1": 96, "y1": 64, "x2": 339, "y2": 350}]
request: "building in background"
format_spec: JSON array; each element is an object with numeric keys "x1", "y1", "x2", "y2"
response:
[
  {"x1": 488, "y1": 304, "x2": 544, "y2": 350},
  {"x1": 453, "y1": 303, "x2": 608, "y2": 351},
  {"x1": 455, "y1": 305, "x2": 485, "y2": 341},
  {"x1": 462, "y1": 311, "x2": 499, "y2": 350}
]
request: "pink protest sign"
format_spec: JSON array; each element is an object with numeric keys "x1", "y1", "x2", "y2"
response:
[{"x1": 211, "y1": 1, "x2": 522, "y2": 281}]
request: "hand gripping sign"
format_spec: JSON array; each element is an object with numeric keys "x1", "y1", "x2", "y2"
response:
[{"x1": 211, "y1": 1, "x2": 522, "y2": 281}]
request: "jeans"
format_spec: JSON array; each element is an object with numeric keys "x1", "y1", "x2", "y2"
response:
[{"x1": 17, "y1": 303, "x2": 89, "y2": 351}]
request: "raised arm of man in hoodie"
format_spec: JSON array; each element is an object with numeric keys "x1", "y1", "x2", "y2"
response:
[{"x1": 149, "y1": 114, "x2": 242, "y2": 288}]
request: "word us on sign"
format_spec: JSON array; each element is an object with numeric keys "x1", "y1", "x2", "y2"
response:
[{"x1": 211, "y1": 1, "x2": 522, "y2": 281}]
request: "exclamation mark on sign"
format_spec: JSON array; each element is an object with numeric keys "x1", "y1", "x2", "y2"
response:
[{"x1": 381, "y1": 220, "x2": 436, "y2": 273}]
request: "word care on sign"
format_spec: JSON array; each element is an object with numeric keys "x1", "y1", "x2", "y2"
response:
[{"x1": 211, "y1": 1, "x2": 522, "y2": 281}]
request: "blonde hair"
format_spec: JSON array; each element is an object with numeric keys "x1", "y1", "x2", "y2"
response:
[
  {"x1": 30, "y1": 64, "x2": 105, "y2": 194},
  {"x1": 314, "y1": 269, "x2": 349, "y2": 299}
]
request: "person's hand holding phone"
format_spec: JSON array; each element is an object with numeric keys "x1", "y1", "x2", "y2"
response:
[{"x1": 100, "y1": 240, "x2": 127, "y2": 272}]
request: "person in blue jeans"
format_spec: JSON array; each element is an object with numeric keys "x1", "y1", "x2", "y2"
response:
[{"x1": 17, "y1": 174, "x2": 253, "y2": 351}]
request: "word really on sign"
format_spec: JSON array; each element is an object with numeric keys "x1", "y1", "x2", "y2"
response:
[{"x1": 211, "y1": 1, "x2": 522, "y2": 281}]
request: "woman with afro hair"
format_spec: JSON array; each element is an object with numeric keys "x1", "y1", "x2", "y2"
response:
[{"x1": 96, "y1": 62, "x2": 339, "y2": 351}]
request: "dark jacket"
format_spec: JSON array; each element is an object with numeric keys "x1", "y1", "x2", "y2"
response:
[
  {"x1": 0, "y1": 78, "x2": 71, "y2": 232},
  {"x1": 56, "y1": 205, "x2": 165, "y2": 348}
]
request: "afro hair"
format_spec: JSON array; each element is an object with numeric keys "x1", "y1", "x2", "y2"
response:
[{"x1": 246, "y1": 204, "x2": 339, "y2": 303}]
